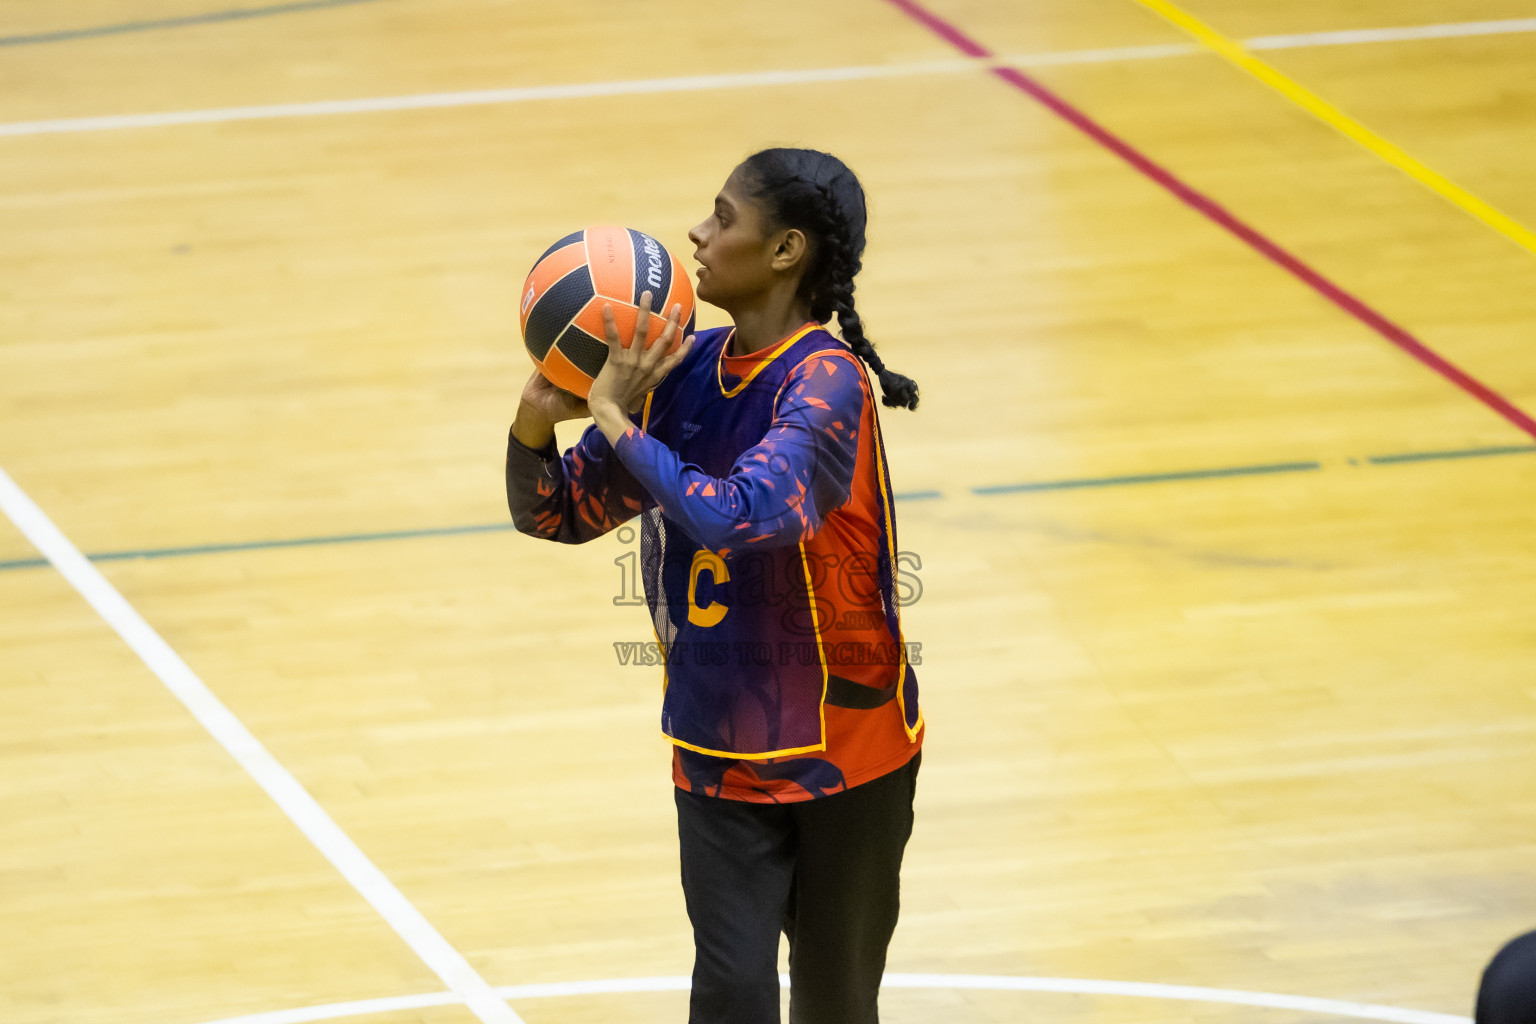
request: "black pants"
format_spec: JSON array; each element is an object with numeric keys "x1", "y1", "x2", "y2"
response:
[
  {"x1": 674, "y1": 753, "x2": 920, "y2": 1024},
  {"x1": 1477, "y1": 930, "x2": 1536, "y2": 1024}
]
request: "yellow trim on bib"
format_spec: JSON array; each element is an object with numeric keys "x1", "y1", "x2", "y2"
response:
[
  {"x1": 665, "y1": 734, "x2": 828, "y2": 762},
  {"x1": 796, "y1": 539, "x2": 832, "y2": 754},
  {"x1": 716, "y1": 323, "x2": 820, "y2": 398},
  {"x1": 867, "y1": 381, "x2": 924, "y2": 743},
  {"x1": 659, "y1": 539, "x2": 832, "y2": 761}
]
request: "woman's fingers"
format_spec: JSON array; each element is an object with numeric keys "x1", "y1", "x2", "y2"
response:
[
  {"x1": 603, "y1": 292, "x2": 661, "y2": 354},
  {"x1": 641, "y1": 303, "x2": 685, "y2": 365},
  {"x1": 630, "y1": 291, "x2": 654, "y2": 351},
  {"x1": 594, "y1": 297, "x2": 688, "y2": 408},
  {"x1": 650, "y1": 333, "x2": 695, "y2": 383},
  {"x1": 600, "y1": 303, "x2": 624, "y2": 352},
  {"x1": 651, "y1": 308, "x2": 688, "y2": 375},
  {"x1": 602, "y1": 295, "x2": 685, "y2": 359}
]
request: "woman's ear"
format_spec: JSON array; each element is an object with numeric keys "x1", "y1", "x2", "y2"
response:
[{"x1": 771, "y1": 228, "x2": 811, "y2": 274}]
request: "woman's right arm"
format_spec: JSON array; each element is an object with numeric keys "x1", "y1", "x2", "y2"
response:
[{"x1": 505, "y1": 369, "x2": 651, "y2": 544}]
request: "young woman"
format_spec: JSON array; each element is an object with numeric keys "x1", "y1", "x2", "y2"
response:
[{"x1": 505, "y1": 147, "x2": 923, "y2": 1024}]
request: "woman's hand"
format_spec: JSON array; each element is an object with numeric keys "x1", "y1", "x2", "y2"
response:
[
  {"x1": 521, "y1": 367, "x2": 591, "y2": 423},
  {"x1": 511, "y1": 367, "x2": 590, "y2": 452},
  {"x1": 587, "y1": 291, "x2": 695, "y2": 445}
]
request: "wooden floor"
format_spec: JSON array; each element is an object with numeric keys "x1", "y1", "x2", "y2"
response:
[{"x1": 2, "y1": 1, "x2": 1535, "y2": 1023}]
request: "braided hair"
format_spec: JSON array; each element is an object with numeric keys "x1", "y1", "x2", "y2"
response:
[{"x1": 739, "y1": 148, "x2": 920, "y2": 410}]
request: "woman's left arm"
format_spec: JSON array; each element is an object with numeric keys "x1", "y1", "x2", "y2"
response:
[{"x1": 606, "y1": 351, "x2": 866, "y2": 552}]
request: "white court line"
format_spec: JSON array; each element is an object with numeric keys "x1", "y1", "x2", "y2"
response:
[
  {"x1": 0, "y1": 59, "x2": 983, "y2": 137},
  {"x1": 1006, "y1": 42, "x2": 1197, "y2": 65},
  {"x1": 882, "y1": 975, "x2": 1471, "y2": 1024},
  {"x1": 1246, "y1": 18, "x2": 1536, "y2": 51},
  {"x1": 187, "y1": 973, "x2": 1474, "y2": 1024},
  {"x1": 0, "y1": 466, "x2": 524, "y2": 1024},
  {"x1": 1, "y1": 17, "x2": 1534, "y2": 139},
  {"x1": 187, "y1": 991, "x2": 463, "y2": 1024}
]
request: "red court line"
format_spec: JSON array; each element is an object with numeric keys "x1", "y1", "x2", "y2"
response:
[{"x1": 880, "y1": 0, "x2": 1536, "y2": 441}]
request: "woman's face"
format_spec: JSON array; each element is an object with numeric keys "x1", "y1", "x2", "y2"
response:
[{"x1": 687, "y1": 166, "x2": 779, "y2": 310}]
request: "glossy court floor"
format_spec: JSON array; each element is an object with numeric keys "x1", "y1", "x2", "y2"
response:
[{"x1": 2, "y1": 1, "x2": 1535, "y2": 1023}]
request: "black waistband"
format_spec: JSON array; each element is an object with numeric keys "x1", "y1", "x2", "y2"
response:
[{"x1": 825, "y1": 673, "x2": 899, "y2": 710}]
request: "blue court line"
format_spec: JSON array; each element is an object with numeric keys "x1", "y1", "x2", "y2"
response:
[
  {"x1": 1, "y1": 444, "x2": 1531, "y2": 572},
  {"x1": 0, "y1": 0, "x2": 391, "y2": 47}
]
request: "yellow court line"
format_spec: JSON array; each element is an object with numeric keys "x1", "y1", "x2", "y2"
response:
[{"x1": 1128, "y1": 0, "x2": 1536, "y2": 257}]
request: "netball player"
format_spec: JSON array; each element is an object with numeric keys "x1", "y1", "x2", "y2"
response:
[{"x1": 506, "y1": 148, "x2": 923, "y2": 1024}]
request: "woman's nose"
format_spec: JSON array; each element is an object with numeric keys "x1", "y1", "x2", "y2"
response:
[{"x1": 687, "y1": 221, "x2": 706, "y2": 247}]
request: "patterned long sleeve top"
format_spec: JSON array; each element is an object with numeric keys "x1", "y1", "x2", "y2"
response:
[{"x1": 505, "y1": 346, "x2": 862, "y2": 551}]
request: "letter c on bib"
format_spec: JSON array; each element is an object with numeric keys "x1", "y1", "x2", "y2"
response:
[{"x1": 687, "y1": 550, "x2": 730, "y2": 628}]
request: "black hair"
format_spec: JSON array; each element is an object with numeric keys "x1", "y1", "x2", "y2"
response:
[{"x1": 739, "y1": 147, "x2": 920, "y2": 411}]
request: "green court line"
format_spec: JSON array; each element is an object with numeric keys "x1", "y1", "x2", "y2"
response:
[
  {"x1": 1, "y1": 444, "x2": 1530, "y2": 572},
  {"x1": 1, "y1": 557, "x2": 50, "y2": 570},
  {"x1": 0, "y1": 522, "x2": 512, "y2": 571},
  {"x1": 969, "y1": 461, "x2": 1322, "y2": 495},
  {"x1": 0, "y1": 0, "x2": 390, "y2": 47},
  {"x1": 1366, "y1": 444, "x2": 1536, "y2": 465}
]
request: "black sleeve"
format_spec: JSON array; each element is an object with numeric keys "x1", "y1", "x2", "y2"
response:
[{"x1": 504, "y1": 422, "x2": 650, "y2": 544}]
